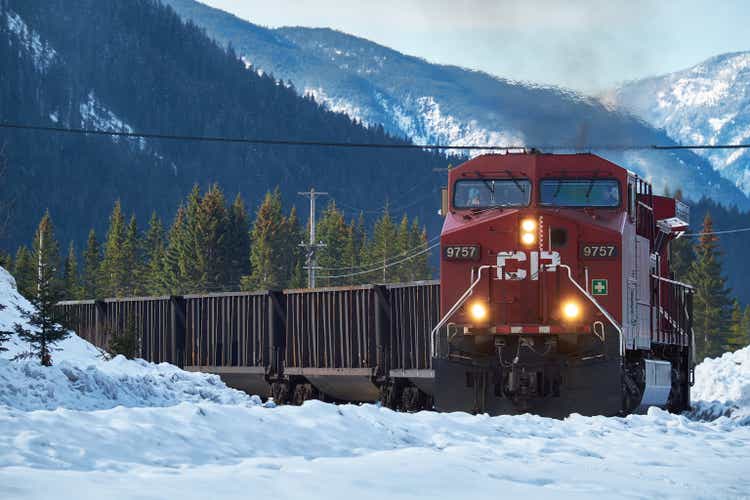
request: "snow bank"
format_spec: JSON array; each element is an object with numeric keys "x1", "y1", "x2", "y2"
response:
[
  {"x1": 0, "y1": 401, "x2": 748, "y2": 499},
  {"x1": 1, "y1": 265, "x2": 750, "y2": 498},
  {"x1": 689, "y1": 345, "x2": 750, "y2": 425},
  {"x1": 0, "y1": 266, "x2": 256, "y2": 411}
]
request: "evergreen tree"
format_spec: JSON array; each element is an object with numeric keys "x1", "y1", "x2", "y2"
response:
[
  {"x1": 242, "y1": 189, "x2": 290, "y2": 290},
  {"x1": 688, "y1": 213, "x2": 733, "y2": 359},
  {"x1": 31, "y1": 211, "x2": 61, "y2": 291},
  {"x1": 100, "y1": 201, "x2": 127, "y2": 297},
  {"x1": 180, "y1": 184, "x2": 204, "y2": 292},
  {"x1": 365, "y1": 207, "x2": 398, "y2": 283},
  {"x1": 12, "y1": 215, "x2": 68, "y2": 366},
  {"x1": 193, "y1": 184, "x2": 230, "y2": 292},
  {"x1": 12, "y1": 245, "x2": 35, "y2": 298},
  {"x1": 742, "y1": 306, "x2": 750, "y2": 348},
  {"x1": 160, "y1": 206, "x2": 188, "y2": 294},
  {"x1": 316, "y1": 201, "x2": 349, "y2": 286},
  {"x1": 394, "y1": 214, "x2": 411, "y2": 281},
  {"x1": 81, "y1": 229, "x2": 101, "y2": 298},
  {"x1": 727, "y1": 301, "x2": 750, "y2": 350},
  {"x1": 283, "y1": 205, "x2": 306, "y2": 287},
  {"x1": 410, "y1": 220, "x2": 432, "y2": 281},
  {"x1": 62, "y1": 241, "x2": 81, "y2": 299},
  {"x1": 0, "y1": 250, "x2": 11, "y2": 270},
  {"x1": 143, "y1": 213, "x2": 166, "y2": 295},
  {"x1": 122, "y1": 215, "x2": 142, "y2": 295},
  {"x1": 226, "y1": 194, "x2": 250, "y2": 288}
]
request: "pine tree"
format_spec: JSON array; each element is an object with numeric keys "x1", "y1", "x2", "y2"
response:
[
  {"x1": 241, "y1": 189, "x2": 288, "y2": 290},
  {"x1": 193, "y1": 184, "x2": 230, "y2": 292},
  {"x1": 180, "y1": 184, "x2": 204, "y2": 292},
  {"x1": 12, "y1": 215, "x2": 68, "y2": 366},
  {"x1": 411, "y1": 220, "x2": 432, "y2": 281},
  {"x1": 0, "y1": 250, "x2": 11, "y2": 270},
  {"x1": 81, "y1": 229, "x2": 101, "y2": 299},
  {"x1": 365, "y1": 207, "x2": 398, "y2": 283},
  {"x1": 394, "y1": 214, "x2": 411, "y2": 282},
  {"x1": 62, "y1": 241, "x2": 81, "y2": 299},
  {"x1": 727, "y1": 300, "x2": 748, "y2": 351},
  {"x1": 226, "y1": 194, "x2": 250, "y2": 288},
  {"x1": 12, "y1": 245, "x2": 35, "y2": 298},
  {"x1": 688, "y1": 213, "x2": 733, "y2": 360},
  {"x1": 31, "y1": 211, "x2": 61, "y2": 292},
  {"x1": 143, "y1": 213, "x2": 166, "y2": 295},
  {"x1": 282, "y1": 205, "x2": 306, "y2": 287},
  {"x1": 742, "y1": 306, "x2": 750, "y2": 348},
  {"x1": 122, "y1": 215, "x2": 142, "y2": 295},
  {"x1": 316, "y1": 201, "x2": 349, "y2": 286},
  {"x1": 100, "y1": 201, "x2": 127, "y2": 297},
  {"x1": 160, "y1": 206, "x2": 188, "y2": 294}
]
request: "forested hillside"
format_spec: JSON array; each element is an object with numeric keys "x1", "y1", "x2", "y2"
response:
[{"x1": 0, "y1": 0, "x2": 448, "y2": 254}]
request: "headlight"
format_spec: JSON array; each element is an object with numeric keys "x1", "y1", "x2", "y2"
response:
[
  {"x1": 469, "y1": 301, "x2": 488, "y2": 321},
  {"x1": 562, "y1": 300, "x2": 581, "y2": 320},
  {"x1": 520, "y1": 218, "x2": 537, "y2": 246},
  {"x1": 521, "y1": 232, "x2": 536, "y2": 245}
]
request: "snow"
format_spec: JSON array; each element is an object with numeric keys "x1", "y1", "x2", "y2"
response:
[
  {"x1": 79, "y1": 92, "x2": 147, "y2": 151},
  {"x1": 0, "y1": 267, "x2": 256, "y2": 412},
  {"x1": 5, "y1": 11, "x2": 57, "y2": 73},
  {"x1": 375, "y1": 93, "x2": 525, "y2": 156},
  {"x1": 0, "y1": 265, "x2": 748, "y2": 498},
  {"x1": 612, "y1": 52, "x2": 750, "y2": 195}
]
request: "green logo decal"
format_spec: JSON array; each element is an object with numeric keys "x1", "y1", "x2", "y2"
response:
[{"x1": 592, "y1": 279, "x2": 608, "y2": 296}]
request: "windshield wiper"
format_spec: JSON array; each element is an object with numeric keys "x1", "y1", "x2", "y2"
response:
[
  {"x1": 585, "y1": 171, "x2": 600, "y2": 199},
  {"x1": 505, "y1": 170, "x2": 526, "y2": 194},
  {"x1": 552, "y1": 180, "x2": 562, "y2": 198}
]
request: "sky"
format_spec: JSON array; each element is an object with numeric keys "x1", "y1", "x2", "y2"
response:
[{"x1": 198, "y1": 0, "x2": 750, "y2": 93}]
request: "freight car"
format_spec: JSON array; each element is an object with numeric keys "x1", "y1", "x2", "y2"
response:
[
  {"x1": 54, "y1": 282, "x2": 442, "y2": 411},
  {"x1": 54, "y1": 152, "x2": 695, "y2": 418},
  {"x1": 432, "y1": 152, "x2": 694, "y2": 417}
]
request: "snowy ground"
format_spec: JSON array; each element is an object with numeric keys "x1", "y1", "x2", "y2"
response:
[{"x1": 1, "y1": 266, "x2": 749, "y2": 499}]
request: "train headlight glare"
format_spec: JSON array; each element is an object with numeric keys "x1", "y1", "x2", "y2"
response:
[
  {"x1": 469, "y1": 302, "x2": 488, "y2": 321},
  {"x1": 521, "y1": 218, "x2": 536, "y2": 232},
  {"x1": 521, "y1": 232, "x2": 536, "y2": 245},
  {"x1": 562, "y1": 301, "x2": 581, "y2": 320}
]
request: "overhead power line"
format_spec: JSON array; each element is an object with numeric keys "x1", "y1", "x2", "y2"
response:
[
  {"x1": 317, "y1": 234, "x2": 442, "y2": 271},
  {"x1": 683, "y1": 227, "x2": 750, "y2": 237},
  {"x1": 317, "y1": 242, "x2": 440, "y2": 280},
  {"x1": 2, "y1": 121, "x2": 750, "y2": 151}
]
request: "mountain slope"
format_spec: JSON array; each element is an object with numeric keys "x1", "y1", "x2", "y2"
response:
[
  {"x1": 0, "y1": 0, "x2": 448, "y2": 251},
  {"x1": 606, "y1": 52, "x2": 750, "y2": 195},
  {"x1": 163, "y1": 0, "x2": 750, "y2": 209}
]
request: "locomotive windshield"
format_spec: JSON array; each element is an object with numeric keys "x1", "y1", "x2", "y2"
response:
[
  {"x1": 539, "y1": 179, "x2": 620, "y2": 207},
  {"x1": 454, "y1": 179, "x2": 531, "y2": 208}
]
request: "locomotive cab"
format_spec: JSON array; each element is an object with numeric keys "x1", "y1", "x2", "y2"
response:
[{"x1": 432, "y1": 152, "x2": 694, "y2": 417}]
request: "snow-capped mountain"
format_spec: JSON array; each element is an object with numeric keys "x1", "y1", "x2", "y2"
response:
[
  {"x1": 163, "y1": 0, "x2": 750, "y2": 209},
  {"x1": 606, "y1": 52, "x2": 750, "y2": 195}
]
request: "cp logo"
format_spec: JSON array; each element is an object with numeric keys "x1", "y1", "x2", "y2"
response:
[{"x1": 496, "y1": 251, "x2": 560, "y2": 280}]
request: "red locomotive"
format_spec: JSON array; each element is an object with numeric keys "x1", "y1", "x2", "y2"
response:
[{"x1": 433, "y1": 152, "x2": 694, "y2": 417}]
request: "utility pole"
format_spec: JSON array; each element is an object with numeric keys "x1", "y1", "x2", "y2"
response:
[{"x1": 298, "y1": 187, "x2": 328, "y2": 288}]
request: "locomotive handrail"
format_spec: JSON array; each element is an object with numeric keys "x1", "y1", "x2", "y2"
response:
[
  {"x1": 559, "y1": 264, "x2": 624, "y2": 357},
  {"x1": 430, "y1": 264, "x2": 498, "y2": 358},
  {"x1": 431, "y1": 263, "x2": 625, "y2": 358},
  {"x1": 650, "y1": 274, "x2": 695, "y2": 291}
]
